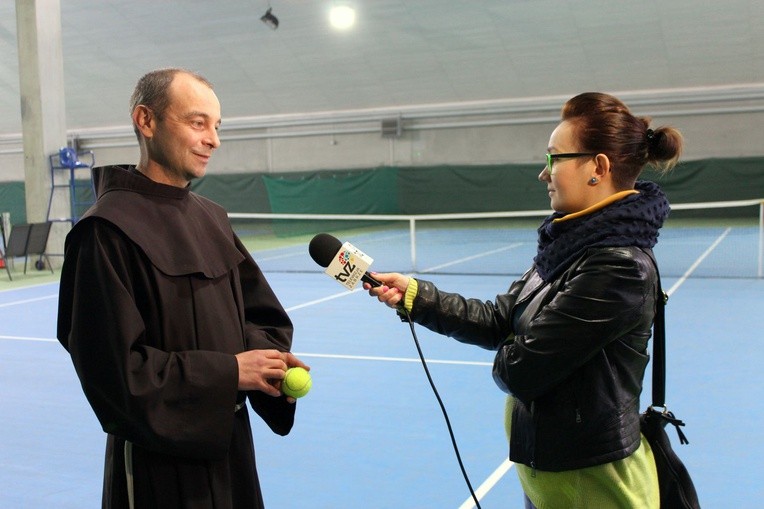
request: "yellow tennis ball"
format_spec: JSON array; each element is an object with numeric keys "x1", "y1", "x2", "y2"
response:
[{"x1": 282, "y1": 367, "x2": 312, "y2": 398}]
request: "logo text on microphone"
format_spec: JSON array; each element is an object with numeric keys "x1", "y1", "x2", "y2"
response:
[{"x1": 324, "y1": 242, "x2": 373, "y2": 290}]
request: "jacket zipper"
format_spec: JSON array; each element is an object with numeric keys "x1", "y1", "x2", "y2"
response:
[
  {"x1": 530, "y1": 400, "x2": 537, "y2": 477},
  {"x1": 574, "y1": 373, "x2": 584, "y2": 424}
]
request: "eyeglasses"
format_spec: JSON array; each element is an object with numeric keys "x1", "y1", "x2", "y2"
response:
[{"x1": 545, "y1": 152, "x2": 597, "y2": 174}]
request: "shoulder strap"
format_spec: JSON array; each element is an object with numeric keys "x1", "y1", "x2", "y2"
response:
[
  {"x1": 644, "y1": 250, "x2": 691, "y2": 445},
  {"x1": 651, "y1": 274, "x2": 667, "y2": 407},
  {"x1": 643, "y1": 248, "x2": 667, "y2": 407}
]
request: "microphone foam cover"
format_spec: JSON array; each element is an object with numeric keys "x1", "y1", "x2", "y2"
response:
[{"x1": 309, "y1": 233, "x2": 342, "y2": 267}]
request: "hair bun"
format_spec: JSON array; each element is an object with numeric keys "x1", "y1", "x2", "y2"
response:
[{"x1": 646, "y1": 126, "x2": 682, "y2": 172}]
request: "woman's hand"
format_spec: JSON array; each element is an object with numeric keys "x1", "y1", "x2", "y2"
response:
[{"x1": 363, "y1": 272, "x2": 410, "y2": 309}]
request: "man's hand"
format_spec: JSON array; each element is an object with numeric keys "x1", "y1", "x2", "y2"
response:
[{"x1": 235, "y1": 350, "x2": 310, "y2": 397}]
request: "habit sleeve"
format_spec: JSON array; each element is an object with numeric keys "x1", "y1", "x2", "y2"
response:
[{"x1": 235, "y1": 235, "x2": 296, "y2": 435}]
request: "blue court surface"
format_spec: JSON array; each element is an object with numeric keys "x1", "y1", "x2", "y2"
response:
[{"x1": 1, "y1": 225, "x2": 763, "y2": 508}]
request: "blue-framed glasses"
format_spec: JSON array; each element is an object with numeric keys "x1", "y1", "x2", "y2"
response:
[{"x1": 545, "y1": 152, "x2": 597, "y2": 174}]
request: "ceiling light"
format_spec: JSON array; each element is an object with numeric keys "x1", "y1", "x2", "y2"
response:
[
  {"x1": 329, "y1": 5, "x2": 355, "y2": 30},
  {"x1": 260, "y1": 7, "x2": 279, "y2": 30}
]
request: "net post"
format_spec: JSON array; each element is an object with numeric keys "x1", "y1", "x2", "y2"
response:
[
  {"x1": 758, "y1": 200, "x2": 763, "y2": 278},
  {"x1": 409, "y1": 217, "x2": 417, "y2": 272}
]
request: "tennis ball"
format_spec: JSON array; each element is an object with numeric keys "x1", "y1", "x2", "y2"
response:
[{"x1": 282, "y1": 367, "x2": 312, "y2": 398}]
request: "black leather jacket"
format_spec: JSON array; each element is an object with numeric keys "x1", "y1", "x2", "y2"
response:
[{"x1": 409, "y1": 246, "x2": 658, "y2": 471}]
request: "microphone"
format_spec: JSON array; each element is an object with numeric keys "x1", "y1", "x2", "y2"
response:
[{"x1": 308, "y1": 233, "x2": 382, "y2": 289}]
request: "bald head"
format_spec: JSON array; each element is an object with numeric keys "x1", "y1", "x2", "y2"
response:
[{"x1": 130, "y1": 68, "x2": 214, "y2": 138}]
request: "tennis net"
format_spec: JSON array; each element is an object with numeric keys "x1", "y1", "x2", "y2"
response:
[{"x1": 230, "y1": 198, "x2": 764, "y2": 279}]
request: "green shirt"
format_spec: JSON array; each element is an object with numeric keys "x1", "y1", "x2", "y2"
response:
[{"x1": 506, "y1": 396, "x2": 659, "y2": 508}]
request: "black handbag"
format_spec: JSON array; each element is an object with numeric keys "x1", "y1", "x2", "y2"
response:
[{"x1": 641, "y1": 264, "x2": 701, "y2": 509}]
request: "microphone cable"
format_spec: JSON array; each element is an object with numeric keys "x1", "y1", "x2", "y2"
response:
[{"x1": 400, "y1": 308, "x2": 483, "y2": 509}]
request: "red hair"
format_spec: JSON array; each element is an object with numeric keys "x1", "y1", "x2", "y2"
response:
[{"x1": 561, "y1": 93, "x2": 683, "y2": 189}]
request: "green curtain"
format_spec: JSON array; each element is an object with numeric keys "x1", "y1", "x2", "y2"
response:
[
  {"x1": 0, "y1": 182, "x2": 28, "y2": 224},
  {"x1": 3, "y1": 157, "x2": 763, "y2": 220},
  {"x1": 263, "y1": 167, "x2": 398, "y2": 214}
]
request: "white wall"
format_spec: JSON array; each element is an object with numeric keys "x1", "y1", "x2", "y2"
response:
[{"x1": 1, "y1": 107, "x2": 763, "y2": 182}]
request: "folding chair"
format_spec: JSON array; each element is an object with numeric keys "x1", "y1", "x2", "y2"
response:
[
  {"x1": 2, "y1": 224, "x2": 32, "y2": 281},
  {"x1": 25, "y1": 222, "x2": 54, "y2": 275}
]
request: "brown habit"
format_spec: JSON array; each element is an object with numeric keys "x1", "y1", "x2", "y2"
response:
[{"x1": 57, "y1": 165, "x2": 295, "y2": 508}]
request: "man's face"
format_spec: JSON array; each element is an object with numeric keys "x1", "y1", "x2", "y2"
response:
[{"x1": 146, "y1": 73, "x2": 221, "y2": 186}]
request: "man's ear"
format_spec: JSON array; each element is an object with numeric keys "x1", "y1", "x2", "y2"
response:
[{"x1": 132, "y1": 105, "x2": 155, "y2": 139}]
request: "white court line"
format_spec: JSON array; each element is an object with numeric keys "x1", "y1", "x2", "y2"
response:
[
  {"x1": 458, "y1": 458, "x2": 514, "y2": 509},
  {"x1": 421, "y1": 243, "x2": 524, "y2": 273},
  {"x1": 294, "y1": 352, "x2": 491, "y2": 366},
  {"x1": 0, "y1": 334, "x2": 57, "y2": 342},
  {"x1": 664, "y1": 227, "x2": 730, "y2": 297},
  {"x1": 256, "y1": 251, "x2": 312, "y2": 262},
  {"x1": 0, "y1": 335, "x2": 492, "y2": 368},
  {"x1": 284, "y1": 287, "x2": 365, "y2": 311},
  {"x1": 255, "y1": 231, "x2": 410, "y2": 262},
  {"x1": 284, "y1": 241, "x2": 524, "y2": 310},
  {"x1": 0, "y1": 240, "x2": 519, "y2": 310},
  {"x1": 0, "y1": 294, "x2": 58, "y2": 308}
]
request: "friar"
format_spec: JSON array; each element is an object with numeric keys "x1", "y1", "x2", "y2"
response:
[{"x1": 57, "y1": 67, "x2": 310, "y2": 509}]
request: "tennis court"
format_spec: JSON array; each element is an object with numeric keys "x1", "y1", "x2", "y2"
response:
[{"x1": 1, "y1": 212, "x2": 763, "y2": 508}]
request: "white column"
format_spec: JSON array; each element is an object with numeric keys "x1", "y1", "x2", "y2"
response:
[{"x1": 16, "y1": 0, "x2": 69, "y2": 261}]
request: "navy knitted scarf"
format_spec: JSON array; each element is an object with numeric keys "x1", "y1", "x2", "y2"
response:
[{"x1": 534, "y1": 180, "x2": 670, "y2": 282}]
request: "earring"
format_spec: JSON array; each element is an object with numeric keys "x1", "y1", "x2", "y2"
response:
[{"x1": 589, "y1": 177, "x2": 598, "y2": 184}]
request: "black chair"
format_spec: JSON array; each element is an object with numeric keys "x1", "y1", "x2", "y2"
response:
[
  {"x1": 2, "y1": 222, "x2": 54, "y2": 281},
  {"x1": 25, "y1": 222, "x2": 54, "y2": 275},
  {"x1": 2, "y1": 223, "x2": 31, "y2": 281}
]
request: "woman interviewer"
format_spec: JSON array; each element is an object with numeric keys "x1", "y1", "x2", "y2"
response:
[{"x1": 365, "y1": 92, "x2": 683, "y2": 508}]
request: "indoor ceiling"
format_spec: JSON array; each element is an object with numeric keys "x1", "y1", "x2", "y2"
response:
[{"x1": 0, "y1": 0, "x2": 762, "y2": 137}]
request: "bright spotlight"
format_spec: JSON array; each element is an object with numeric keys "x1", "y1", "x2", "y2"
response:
[{"x1": 329, "y1": 5, "x2": 355, "y2": 30}]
